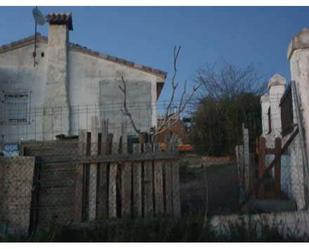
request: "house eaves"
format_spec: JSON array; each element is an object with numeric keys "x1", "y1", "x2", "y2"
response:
[{"x1": 0, "y1": 33, "x2": 167, "y2": 83}]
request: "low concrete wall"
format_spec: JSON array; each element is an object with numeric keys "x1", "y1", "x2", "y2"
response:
[
  {"x1": 0, "y1": 156, "x2": 35, "y2": 236},
  {"x1": 210, "y1": 210, "x2": 309, "y2": 240}
]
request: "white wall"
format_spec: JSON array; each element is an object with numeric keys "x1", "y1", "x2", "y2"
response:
[
  {"x1": 0, "y1": 42, "x2": 47, "y2": 142},
  {"x1": 68, "y1": 49, "x2": 158, "y2": 138},
  {"x1": 0, "y1": 38, "x2": 161, "y2": 143}
]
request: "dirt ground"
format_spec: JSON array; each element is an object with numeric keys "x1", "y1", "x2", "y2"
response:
[{"x1": 179, "y1": 155, "x2": 240, "y2": 216}]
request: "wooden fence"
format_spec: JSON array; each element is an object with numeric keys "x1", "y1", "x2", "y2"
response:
[{"x1": 22, "y1": 117, "x2": 181, "y2": 232}]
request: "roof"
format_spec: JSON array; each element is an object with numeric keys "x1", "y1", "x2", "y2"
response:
[{"x1": 0, "y1": 33, "x2": 167, "y2": 80}]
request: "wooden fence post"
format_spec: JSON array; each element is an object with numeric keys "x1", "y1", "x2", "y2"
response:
[
  {"x1": 143, "y1": 143, "x2": 154, "y2": 217},
  {"x1": 258, "y1": 136, "x2": 266, "y2": 198},
  {"x1": 74, "y1": 130, "x2": 87, "y2": 223},
  {"x1": 153, "y1": 144, "x2": 164, "y2": 216},
  {"x1": 132, "y1": 143, "x2": 142, "y2": 217},
  {"x1": 120, "y1": 121, "x2": 132, "y2": 217},
  {"x1": 164, "y1": 161, "x2": 173, "y2": 216},
  {"x1": 171, "y1": 160, "x2": 181, "y2": 217},
  {"x1": 274, "y1": 137, "x2": 282, "y2": 198},
  {"x1": 97, "y1": 119, "x2": 109, "y2": 219},
  {"x1": 109, "y1": 138, "x2": 118, "y2": 218},
  {"x1": 88, "y1": 116, "x2": 99, "y2": 221}
]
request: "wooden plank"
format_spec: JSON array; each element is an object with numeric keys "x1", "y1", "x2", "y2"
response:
[
  {"x1": 164, "y1": 161, "x2": 173, "y2": 215},
  {"x1": 171, "y1": 161, "x2": 181, "y2": 217},
  {"x1": 154, "y1": 160, "x2": 164, "y2": 216},
  {"x1": 100, "y1": 120, "x2": 108, "y2": 156},
  {"x1": 265, "y1": 148, "x2": 276, "y2": 154},
  {"x1": 97, "y1": 163, "x2": 108, "y2": 219},
  {"x1": 74, "y1": 130, "x2": 86, "y2": 223},
  {"x1": 88, "y1": 116, "x2": 99, "y2": 221},
  {"x1": 258, "y1": 136, "x2": 266, "y2": 198},
  {"x1": 264, "y1": 127, "x2": 298, "y2": 173},
  {"x1": 96, "y1": 120, "x2": 108, "y2": 219},
  {"x1": 80, "y1": 152, "x2": 178, "y2": 164},
  {"x1": 120, "y1": 121, "x2": 131, "y2": 216},
  {"x1": 132, "y1": 143, "x2": 142, "y2": 217},
  {"x1": 109, "y1": 163, "x2": 117, "y2": 218},
  {"x1": 108, "y1": 142, "x2": 118, "y2": 218},
  {"x1": 143, "y1": 143, "x2": 154, "y2": 217},
  {"x1": 274, "y1": 137, "x2": 282, "y2": 198},
  {"x1": 121, "y1": 162, "x2": 132, "y2": 217},
  {"x1": 153, "y1": 143, "x2": 164, "y2": 216}
]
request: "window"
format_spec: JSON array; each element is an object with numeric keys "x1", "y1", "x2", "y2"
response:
[{"x1": 3, "y1": 91, "x2": 30, "y2": 124}]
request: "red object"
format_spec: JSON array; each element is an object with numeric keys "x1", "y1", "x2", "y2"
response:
[{"x1": 177, "y1": 144, "x2": 193, "y2": 152}]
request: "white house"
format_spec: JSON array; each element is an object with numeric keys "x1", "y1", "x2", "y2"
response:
[{"x1": 0, "y1": 13, "x2": 166, "y2": 143}]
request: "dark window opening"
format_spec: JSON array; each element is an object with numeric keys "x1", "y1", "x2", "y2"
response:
[
  {"x1": 267, "y1": 107, "x2": 272, "y2": 134},
  {"x1": 280, "y1": 84, "x2": 294, "y2": 136}
]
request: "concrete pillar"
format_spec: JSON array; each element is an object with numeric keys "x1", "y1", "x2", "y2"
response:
[
  {"x1": 288, "y1": 28, "x2": 309, "y2": 162},
  {"x1": 42, "y1": 13, "x2": 73, "y2": 140},
  {"x1": 287, "y1": 28, "x2": 309, "y2": 208},
  {"x1": 260, "y1": 93, "x2": 270, "y2": 136},
  {"x1": 267, "y1": 74, "x2": 286, "y2": 144}
]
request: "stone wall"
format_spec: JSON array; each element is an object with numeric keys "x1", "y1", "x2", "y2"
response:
[
  {"x1": 0, "y1": 156, "x2": 35, "y2": 236},
  {"x1": 210, "y1": 210, "x2": 309, "y2": 240}
]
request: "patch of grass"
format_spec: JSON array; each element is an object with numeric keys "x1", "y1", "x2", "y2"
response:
[
  {"x1": 29, "y1": 215, "x2": 215, "y2": 242},
  {"x1": 3, "y1": 214, "x2": 304, "y2": 242}
]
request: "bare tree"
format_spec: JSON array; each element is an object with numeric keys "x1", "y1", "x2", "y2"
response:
[
  {"x1": 118, "y1": 46, "x2": 202, "y2": 141},
  {"x1": 191, "y1": 62, "x2": 266, "y2": 155},
  {"x1": 118, "y1": 75, "x2": 141, "y2": 135},
  {"x1": 196, "y1": 62, "x2": 266, "y2": 101},
  {"x1": 119, "y1": 46, "x2": 202, "y2": 144}
]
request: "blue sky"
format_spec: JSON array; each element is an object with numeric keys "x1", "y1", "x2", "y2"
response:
[{"x1": 0, "y1": 6, "x2": 309, "y2": 102}]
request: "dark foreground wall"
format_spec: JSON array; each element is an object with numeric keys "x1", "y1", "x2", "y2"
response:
[{"x1": 0, "y1": 156, "x2": 35, "y2": 236}]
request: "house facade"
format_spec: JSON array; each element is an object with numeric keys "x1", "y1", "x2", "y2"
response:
[{"x1": 0, "y1": 13, "x2": 166, "y2": 143}]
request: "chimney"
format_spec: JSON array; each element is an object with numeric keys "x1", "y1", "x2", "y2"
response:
[{"x1": 42, "y1": 13, "x2": 73, "y2": 140}]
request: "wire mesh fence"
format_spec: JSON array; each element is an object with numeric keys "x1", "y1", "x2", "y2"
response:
[
  {"x1": 0, "y1": 100, "x2": 195, "y2": 144},
  {"x1": 1, "y1": 94, "x2": 309, "y2": 240}
]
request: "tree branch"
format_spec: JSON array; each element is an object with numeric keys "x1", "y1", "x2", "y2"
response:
[{"x1": 119, "y1": 76, "x2": 141, "y2": 135}]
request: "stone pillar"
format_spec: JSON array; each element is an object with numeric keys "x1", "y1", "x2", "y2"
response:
[
  {"x1": 42, "y1": 13, "x2": 73, "y2": 140},
  {"x1": 260, "y1": 93, "x2": 270, "y2": 136},
  {"x1": 267, "y1": 74, "x2": 286, "y2": 145},
  {"x1": 288, "y1": 28, "x2": 309, "y2": 161}
]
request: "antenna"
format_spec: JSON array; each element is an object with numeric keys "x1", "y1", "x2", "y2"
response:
[{"x1": 32, "y1": 7, "x2": 46, "y2": 67}]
